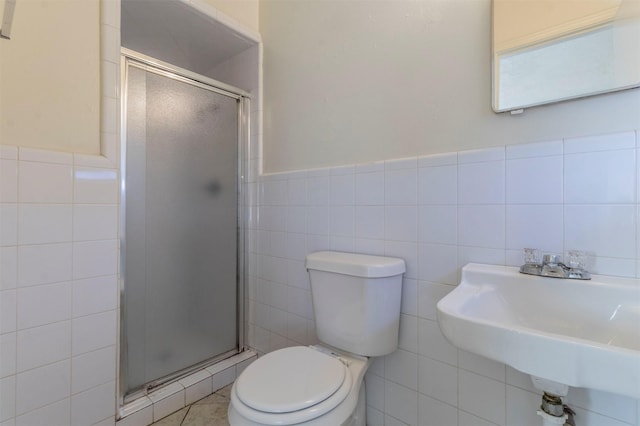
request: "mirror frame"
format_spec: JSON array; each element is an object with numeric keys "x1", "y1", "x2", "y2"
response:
[{"x1": 491, "y1": 0, "x2": 640, "y2": 113}]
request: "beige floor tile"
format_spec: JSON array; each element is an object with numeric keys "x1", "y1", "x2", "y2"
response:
[
  {"x1": 152, "y1": 383, "x2": 233, "y2": 425},
  {"x1": 214, "y1": 384, "x2": 232, "y2": 400},
  {"x1": 152, "y1": 406, "x2": 189, "y2": 426},
  {"x1": 194, "y1": 392, "x2": 224, "y2": 406},
  {"x1": 182, "y1": 397, "x2": 230, "y2": 426}
]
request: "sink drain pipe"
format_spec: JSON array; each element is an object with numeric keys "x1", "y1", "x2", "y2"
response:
[
  {"x1": 537, "y1": 393, "x2": 576, "y2": 426},
  {"x1": 531, "y1": 377, "x2": 576, "y2": 426}
]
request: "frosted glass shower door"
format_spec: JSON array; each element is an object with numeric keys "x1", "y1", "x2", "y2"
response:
[{"x1": 123, "y1": 63, "x2": 239, "y2": 394}]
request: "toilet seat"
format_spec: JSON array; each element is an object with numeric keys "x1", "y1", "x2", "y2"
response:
[{"x1": 231, "y1": 346, "x2": 354, "y2": 425}]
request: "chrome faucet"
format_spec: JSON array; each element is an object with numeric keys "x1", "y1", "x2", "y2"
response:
[{"x1": 519, "y1": 250, "x2": 591, "y2": 280}]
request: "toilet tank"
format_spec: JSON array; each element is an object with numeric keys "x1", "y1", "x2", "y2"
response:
[{"x1": 306, "y1": 251, "x2": 406, "y2": 357}]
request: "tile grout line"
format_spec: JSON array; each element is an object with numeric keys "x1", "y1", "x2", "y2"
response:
[{"x1": 179, "y1": 403, "x2": 191, "y2": 426}]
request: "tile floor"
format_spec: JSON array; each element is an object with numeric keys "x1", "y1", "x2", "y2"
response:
[{"x1": 151, "y1": 384, "x2": 232, "y2": 426}]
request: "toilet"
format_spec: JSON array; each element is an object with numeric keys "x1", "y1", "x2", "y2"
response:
[{"x1": 228, "y1": 251, "x2": 406, "y2": 426}]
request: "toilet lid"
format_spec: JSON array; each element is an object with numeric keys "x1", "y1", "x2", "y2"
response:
[{"x1": 235, "y1": 346, "x2": 347, "y2": 413}]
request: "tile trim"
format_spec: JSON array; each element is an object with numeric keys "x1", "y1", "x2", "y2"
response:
[{"x1": 116, "y1": 351, "x2": 256, "y2": 426}]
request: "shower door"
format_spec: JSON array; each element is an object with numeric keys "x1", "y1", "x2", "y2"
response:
[{"x1": 121, "y1": 53, "x2": 245, "y2": 398}]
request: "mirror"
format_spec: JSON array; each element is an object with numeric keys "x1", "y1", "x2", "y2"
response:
[{"x1": 492, "y1": 0, "x2": 640, "y2": 112}]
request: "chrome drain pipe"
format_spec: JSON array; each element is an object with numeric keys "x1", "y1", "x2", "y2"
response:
[{"x1": 537, "y1": 392, "x2": 576, "y2": 426}]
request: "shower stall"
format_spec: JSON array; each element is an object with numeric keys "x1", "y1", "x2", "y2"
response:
[{"x1": 120, "y1": 50, "x2": 250, "y2": 401}]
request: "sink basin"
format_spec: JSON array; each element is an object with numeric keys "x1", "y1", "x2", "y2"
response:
[{"x1": 436, "y1": 263, "x2": 640, "y2": 399}]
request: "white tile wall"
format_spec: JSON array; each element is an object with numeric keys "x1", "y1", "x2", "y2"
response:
[
  {"x1": 15, "y1": 398, "x2": 71, "y2": 426},
  {"x1": 250, "y1": 129, "x2": 640, "y2": 425},
  {"x1": 16, "y1": 322, "x2": 71, "y2": 373},
  {"x1": 0, "y1": 141, "x2": 120, "y2": 426},
  {"x1": 0, "y1": 2, "x2": 121, "y2": 425},
  {"x1": 419, "y1": 394, "x2": 458, "y2": 426},
  {"x1": 72, "y1": 346, "x2": 117, "y2": 394},
  {"x1": 505, "y1": 155, "x2": 563, "y2": 204}
]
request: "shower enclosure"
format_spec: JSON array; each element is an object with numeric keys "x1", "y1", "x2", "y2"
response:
[{"x1": 120, "y1": 51, "x2": 248, "y2": 401}]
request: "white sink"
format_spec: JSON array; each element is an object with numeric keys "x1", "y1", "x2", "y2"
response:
[{"x1": 436, "y1": 263, "x2": 640, "y2": 399}]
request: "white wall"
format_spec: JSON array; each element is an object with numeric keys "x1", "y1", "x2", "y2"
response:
[
  {"x1": 202, "y1": 0, "x2": 259, "y2": 32},
  {"x1": 0, "y1": 0, "x2": 100, "y2": 154},
  {"x1": 250, "y1": 129, "x2": 640, "y2": 426},
  {"x1": 259, "y1": 0, "x2": 640, "y2": 173},
  {"x1": 493, "y1": 0, "x2": 621, "y2": 51}
]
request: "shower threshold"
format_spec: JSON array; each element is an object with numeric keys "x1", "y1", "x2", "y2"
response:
[{"x1": 117, "y1": 350, "x2": 257, "y2": 426}]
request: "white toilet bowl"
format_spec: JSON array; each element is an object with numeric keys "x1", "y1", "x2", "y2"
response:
[
  {"x1": 227, "y1": 345, "x2": 370, "y2": 426},
  {"x1": 229, "y1": 251, "x2": 405, "y2": 426}
]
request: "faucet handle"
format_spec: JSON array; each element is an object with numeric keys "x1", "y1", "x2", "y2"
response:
[
  {"x1": 565, "y1": 250, "x2": 588, "y2": 270},
  {"x1": 523, "y1": 248, "x2": 541, "y2": 265}
]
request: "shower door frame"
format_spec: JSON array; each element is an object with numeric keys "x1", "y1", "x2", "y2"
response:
[{"x1": 118, "y1": 48, "x2": 249, "y2": 407}]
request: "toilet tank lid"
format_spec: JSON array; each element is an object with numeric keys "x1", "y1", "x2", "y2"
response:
[{"x1": 306, "y1": 251, "x2": 405, "y2": 278}]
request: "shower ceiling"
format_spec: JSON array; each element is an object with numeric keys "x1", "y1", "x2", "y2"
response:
[{"x1": 121, "y1": 0, "x2": 255, "y2": 75}]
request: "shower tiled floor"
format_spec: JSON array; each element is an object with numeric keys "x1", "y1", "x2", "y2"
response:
[{"x1": 152, "y1": 384, "x2": 232, "y2": 426}]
